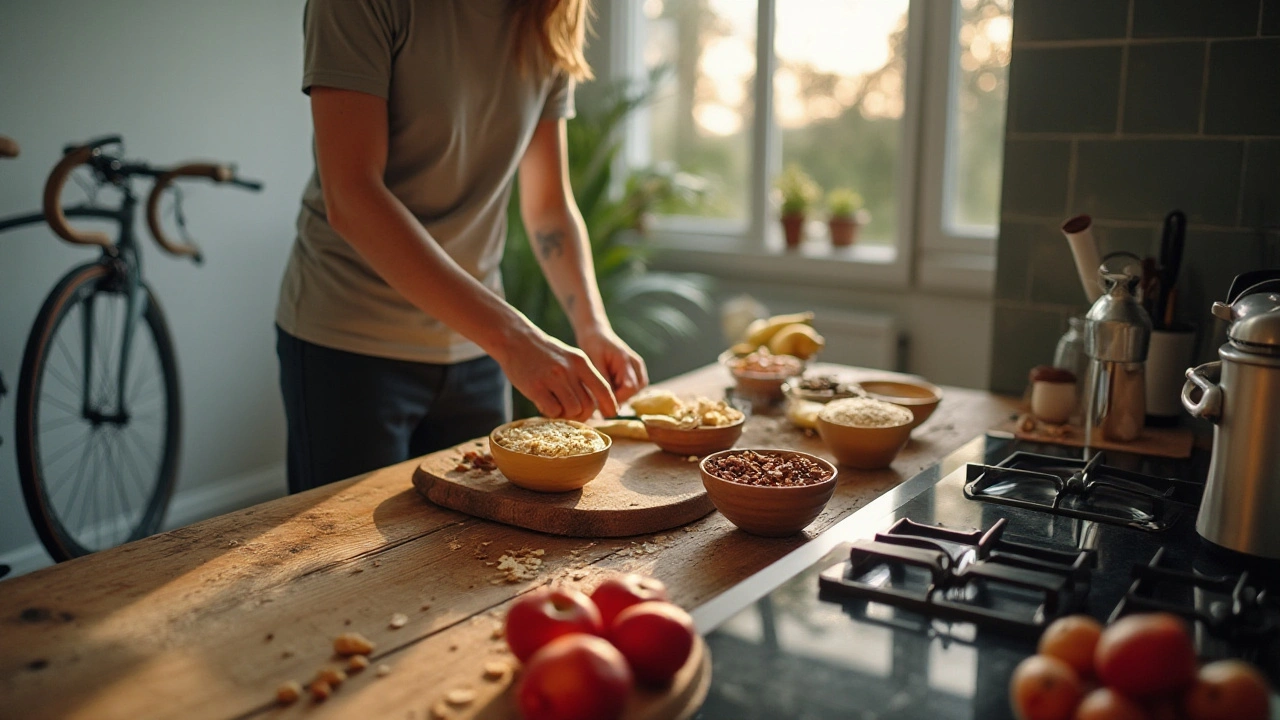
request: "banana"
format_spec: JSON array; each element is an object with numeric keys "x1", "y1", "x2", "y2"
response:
[
  {"x1": 768, "y1": 323, "x2": 825, "y2": 360},
  {"x1": 744, "y1": 311, "x2": 815, "y2": 347}
]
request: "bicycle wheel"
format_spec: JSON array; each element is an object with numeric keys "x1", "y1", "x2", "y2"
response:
[{"x1": 16, "y1": 262, "x2": 181, "y2": 561}]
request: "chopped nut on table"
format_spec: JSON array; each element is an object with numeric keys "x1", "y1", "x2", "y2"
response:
[
  {"x1": 276, "y1": 681, "x2": 302, "y2": 705},
  {"x1": 309, "y1": 679, "x2": 332, "y2": 702},
  {"x1": 482, "y1": 661, "x2": 510, "y2": 681},
  {"x1": 347, "y1": 654, "x2": 370, "y2": 673},
  {"x1": 389, "y1": 612, "x2": 408, "y2": 629},
  {"x1": 445, "y1": 688, "x2": 477, "y2": 706},
  {"x1": 376, "y1": 663, "x2": 392, "y2": 677},
  {"x1": 315, "y1": 667, "x2": 346, "y2": 687},
  {"x1": 334, "y1": 632, "x2": 375, "y2": 656}
]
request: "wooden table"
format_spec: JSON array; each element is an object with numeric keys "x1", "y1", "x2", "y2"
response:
[{"x1": 0, "y1": 363, "x2": 1018, "y2": 720}]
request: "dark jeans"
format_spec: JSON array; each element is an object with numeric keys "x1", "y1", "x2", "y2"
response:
[{"x1": 276, "y1": 327, "x2": 511, "y2": 494}]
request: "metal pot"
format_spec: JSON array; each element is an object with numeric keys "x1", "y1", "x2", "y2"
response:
[{"x1": 1182, "y1": 276, "x2": 1280, "y2": 558}]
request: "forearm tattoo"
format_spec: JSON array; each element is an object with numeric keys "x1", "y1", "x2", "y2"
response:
[{"x1": 535, "y1": 229, "x2": 565, "y2": 260}]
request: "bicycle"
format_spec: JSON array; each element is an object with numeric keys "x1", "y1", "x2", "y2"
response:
[{"x1": 0, "y1": 135, "x2": 262, "y2": 562}]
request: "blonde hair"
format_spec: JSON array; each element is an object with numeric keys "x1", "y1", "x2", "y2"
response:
[{"x1": 513, "y1": 0, "x2": 594, "y2": 81}]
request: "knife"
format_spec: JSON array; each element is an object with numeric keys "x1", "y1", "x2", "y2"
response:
[{"x1": 1158, "y1": 210, "x2": 1186, "y2": 327}]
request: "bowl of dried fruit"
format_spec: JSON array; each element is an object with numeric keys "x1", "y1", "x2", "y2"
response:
[
  {"x1": 630, "y1": 389, "x2": 747, "y2": 456},
  {"x1": 699, "y1": 449, "x2": 838, "y2": 536},
  {"x1": 488, "y1": 418, "x2": 612, "y2": 493},
  {"x1": 857, "y1": 378, "x2": 942, "y2": 431},
  {"x1": 720, "y1": 348, "x2": 805, "y2": 410},
  {"x1": 816, "y1": 397, "x2": 914, "y2": 470}
]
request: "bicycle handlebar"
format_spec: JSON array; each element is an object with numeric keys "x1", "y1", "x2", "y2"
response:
[
  {"x1": 0, "y1": 136, "x2": 18, "y2": 158},
  {"x1": 146, "y1": 163, "x2": 262, "y2": 262},
  {"x1": 43, "y1": 144, "x2": 115, "y2": 251},
  {"x1": 42, "y1": 138, "x2": 263, "y2": 259}
]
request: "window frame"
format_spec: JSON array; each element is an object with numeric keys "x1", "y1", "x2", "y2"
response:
[{"x1": 609, "y1": 0, "x2": 999, "y2": 296}]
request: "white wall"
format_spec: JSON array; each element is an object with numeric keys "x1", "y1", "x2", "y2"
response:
[{"x1": 0, "y1": 1, "x2": 311, "y2": 566}]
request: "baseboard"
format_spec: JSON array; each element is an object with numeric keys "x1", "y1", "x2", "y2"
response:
[{"x1": 0, "y1": 462, "x2": 286, "y2": 580}]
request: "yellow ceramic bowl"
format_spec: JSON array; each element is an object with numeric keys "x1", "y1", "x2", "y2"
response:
[
  {"x1": 816, "y1": 413, "x2": 913, "y2": 470},
  {"x1": 858, "y1": 379, "x2": 943, "y2": 431},
  {"x1": 643, "y1": 416, "x2": 745, "y2": 456},
  {"x1": 699, "y1": 449, "x2": 838, "y2": 537},
  {"x1": 488, "y1": 419, "x2": 612, "y2": 493}
]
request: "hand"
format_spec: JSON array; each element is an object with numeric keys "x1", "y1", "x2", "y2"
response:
[
  {"x1": 498, "y1": 327, "x2": 619, "y2": 421},
  {"x1": 576, "y1": 325, "x2": 648, "y2": 407}
]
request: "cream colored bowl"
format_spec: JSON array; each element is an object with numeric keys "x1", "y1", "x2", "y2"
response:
[
  {"x1": 858, "y1": 379, "x2": 943, "y2": 431},
  {"x1": 488, "y1": 419, "x2": 611, "y2": 493}
]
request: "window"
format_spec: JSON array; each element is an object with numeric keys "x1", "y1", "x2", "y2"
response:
[{"x1": 613, "y1": 0, "x2": 1012, "y2": 290}]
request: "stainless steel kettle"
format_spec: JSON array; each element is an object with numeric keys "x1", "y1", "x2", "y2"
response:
[{"x1": 1182, "y1": 273, "x2": 1280, "y2": 559}]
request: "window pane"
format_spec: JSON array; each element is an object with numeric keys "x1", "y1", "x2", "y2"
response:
[
  {"x1": 776, "y1": 0, "x2": 910, "y2": 246},
  {"x1": 642, "y1": 0, "x2": 757, "y2": 221},
  {"x1": 944, "y1": 0, "x2": 1012, "y2": 235}
]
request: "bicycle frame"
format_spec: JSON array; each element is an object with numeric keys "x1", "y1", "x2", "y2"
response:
[{"x1": 0, "y1": 192, "x2": 149, "y2": 426}]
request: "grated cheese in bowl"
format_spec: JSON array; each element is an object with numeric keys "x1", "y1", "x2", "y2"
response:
[{"x1": 492, "y1": 418, "x2": 606, "y2": 457}]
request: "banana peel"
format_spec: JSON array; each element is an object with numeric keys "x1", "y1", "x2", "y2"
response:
[
  {"x1": 743, "y1": 311, "x2": 815, "y2": 347},
  {"x1": 767, "y1": 323, "x2": 825, "y2": 360}
]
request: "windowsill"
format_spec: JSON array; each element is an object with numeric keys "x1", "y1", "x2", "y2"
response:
[{"x1": 636, "y1": 227, "x2": 996, "y2": 298}]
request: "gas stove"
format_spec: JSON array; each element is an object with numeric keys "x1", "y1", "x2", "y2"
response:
[{"x1": 692, "y1": 434, "x2": 1280, "y2": 720}]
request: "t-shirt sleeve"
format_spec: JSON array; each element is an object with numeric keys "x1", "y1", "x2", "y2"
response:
[
  {"x1": 541, "y1": 71, "x2": 577, "y2": 121},
  {"x1": 302, "y1": 0, "x2": 400, "y2": 99}
]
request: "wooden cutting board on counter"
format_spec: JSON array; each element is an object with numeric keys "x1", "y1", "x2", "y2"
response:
[{"x1": 413, "y1": 436, "x2": 715, "y2": 537}]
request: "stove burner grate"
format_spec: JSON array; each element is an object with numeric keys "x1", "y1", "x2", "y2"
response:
[
  {"x1": 819, "y1": 517, "x2": 1094, "y2": 638},
  {"x1": 1111, "y1": 547, "x2": 1279, "y2": 646},
  {"x1": 963, "y1": 451, "x2": 1200, "y2": 532}
]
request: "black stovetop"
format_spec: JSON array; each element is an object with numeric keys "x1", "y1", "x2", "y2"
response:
[{"x1": 693, "y1": 434, "x2": 1280, "y2": 720}]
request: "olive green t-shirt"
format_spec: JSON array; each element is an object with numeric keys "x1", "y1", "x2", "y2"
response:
[{"x1": 276, "y1": 0, "x2": 575, "y2": 363}]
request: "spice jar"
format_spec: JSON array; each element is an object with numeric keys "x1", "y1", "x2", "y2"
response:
[{"x1": 1029, "y1": 365, "x2": 1077, "y2": 424}]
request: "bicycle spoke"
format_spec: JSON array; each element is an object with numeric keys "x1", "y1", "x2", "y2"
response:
[
  {"x1": 109, "y1": 429, "x2": 131, "y2": 545},
  {"x1": 45, "y1": 428, "x2": 94, "y2": 505},
  {"x1": 42, "y1": 360, "x2": 81, "y2": 399},
  {"x1": 69, "y1": 432, "x2": 101, "y2": 545},
  {"x1": 121, "y1": 426, "x2": 160, "y2": 475},
  {"x1": 117, "y1": 430, "x2": 149, "y2": 508},
  {"x1": 39, "y1": 414, "x2": 86, "y2": 433}
]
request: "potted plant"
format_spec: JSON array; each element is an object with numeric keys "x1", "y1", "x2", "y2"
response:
[
  {"x1": 826, "y1": 188, "x2": 868, "y2": 247},
  {"x1": 774, "y1": 164, "x2": 820, "y2": 249}
]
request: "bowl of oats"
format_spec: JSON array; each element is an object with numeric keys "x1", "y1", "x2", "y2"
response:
[
  {"x1": 816, "y1": 397, "x2": 914, "y2": 470},
  {"x1": 488, "y1": 418, "x2": 612, "y2": 492},
  {"x1": 632, "y1": 392, "x2": 746, "y2": 456},
  {"x1": 699, "y1": 449, "x2": 838, "y2": 536}
]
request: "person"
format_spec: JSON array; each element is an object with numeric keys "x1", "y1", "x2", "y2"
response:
[{"x1": 275, "y1": 0, "x2": 647, "y2": 494}]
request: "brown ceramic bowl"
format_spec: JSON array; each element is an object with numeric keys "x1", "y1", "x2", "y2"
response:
[
  {"x1": 719, "y1": 350, "x2": 805, "y2": 409},
  {"x1": 643, "y1": 416, "x2": 745, "y2": 456},
  {"x1": 857, "y1": 379, "x2": 943, "y2": 431},
  {"x1": 488, "y1": 419, "x2": 612, "y2": 493},
  {"x1": 816, "y1": 410, "x2": 913, "y2": 470},
  {"x1": 699, "y1": 449, "x2": 838, "y2": 537}
]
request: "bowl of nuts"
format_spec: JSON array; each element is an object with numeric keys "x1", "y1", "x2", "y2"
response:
[
  {"x1": 488, "y1": 418, "x2": 612, "y2": 493},
  {"x1": 816, "y1": 398, "x2": 914, "y2": 470},
  {"x1": 699, "y1": 449, "x2": 838, "y2": 537},
  {"x1": 720, "y1": 348, "x2": 805, "y2": 411}
]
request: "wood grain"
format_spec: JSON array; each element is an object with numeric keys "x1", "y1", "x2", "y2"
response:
[
  {"x1": 414, "y1": 436, "x2": 716, "y2": 537},
  {"x1": 0, "y1": 362, "x2": 1018, "y2": 720}
]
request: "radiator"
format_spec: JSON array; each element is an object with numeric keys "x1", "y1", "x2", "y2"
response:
[{"x1": 811, "y1": 309, "x2": 901, "y2": 372}]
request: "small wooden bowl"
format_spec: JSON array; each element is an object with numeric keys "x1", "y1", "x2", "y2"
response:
[
  {"x1": 816, "y1": 414, "x2": 913, "y2": 470},
  {"x1": 858, "y1": 379, "x2": 943, "y2": 430},
  {"x1": 488, "y1": 419, "x2": 612, "y2": 493},
  {"x1": 643, "y1": 416, "x2": 745, "y2": 456},
  {"x1": 699, "y1": 449, "x2": 838, "y2": 537}
]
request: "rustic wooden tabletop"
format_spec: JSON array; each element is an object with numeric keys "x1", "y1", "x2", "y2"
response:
[{"x1": 0, "y1": 362, "x2": 1018, "y2": 720}]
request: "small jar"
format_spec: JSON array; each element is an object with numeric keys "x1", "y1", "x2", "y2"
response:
[{"x1": 1029, "y1": 365, "x2": 1077, "y2": 424}]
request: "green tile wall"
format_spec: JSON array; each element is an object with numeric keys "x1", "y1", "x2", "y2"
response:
[{"x1": 989, "y1": 0, "x2": 1280, "y2": 395}]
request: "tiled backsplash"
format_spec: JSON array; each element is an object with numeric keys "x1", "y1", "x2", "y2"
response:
[{"x1": 989, "y1": 0, "x2": 1280, "y2": 394}]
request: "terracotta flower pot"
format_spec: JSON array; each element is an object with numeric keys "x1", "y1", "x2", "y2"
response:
[
  {"x1": 828, "y1": 217, "x2": 860, "y2": 247},
  {"x1": 781, "y1": 213, "x2": 806, "y2": 248}
]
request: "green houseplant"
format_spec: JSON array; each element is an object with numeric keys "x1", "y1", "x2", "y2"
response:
[
  {"x1": 502, "y1": 77, "x2": 714, "y2": 417},
  {"x1": 775, "y1": 164, "x2": 821, "y2": 249},
  {"x1": 825, "y1": 187, "x2": 867, "y2": 247}
]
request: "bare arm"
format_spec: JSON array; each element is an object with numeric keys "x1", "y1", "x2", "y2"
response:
[
  {"x1": 518, "y1": 119, "x2": 648, "y2": 403},
  {"x1": 311, "y1": 88, "x2": 617, "y2": 419}
]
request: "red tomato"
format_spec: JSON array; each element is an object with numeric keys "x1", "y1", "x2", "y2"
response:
[
  {"x1": 1038, "y1": 615, "x2": 1103, "y2": 678},
  {"x1": 1094, "y1": 613, "x2": 1197, "y2": 698},
  {"x1": 516, "y1": 634, "x2": 633, "y2": 720},
  {"x1": 1074, "y1": 687, "x2": 1149, "y2": 720},
  {"x1": 607, "y1": 601, "x2": 696, "y2": 686},
  {"x1": 1009, "y1": 654, "x2": 1084, "y2": 720},
  {"x1": 1183, "y1": 659, "x2": 1272, "y2": 720},
  {"x1": 505, "y1": 586, "x2": 603, "y2": 663},
  {"x1": 590, "y1": 574, "x2": 669, "y2": 628}
]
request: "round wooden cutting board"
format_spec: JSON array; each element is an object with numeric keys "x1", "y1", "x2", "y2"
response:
[{"x1": 413, "y1": 436, "x2": 716, "y2": 537}]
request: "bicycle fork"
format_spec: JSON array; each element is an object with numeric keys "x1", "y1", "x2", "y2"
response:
[{"x1": 79, "y1": 253, "x2": 148, "y2": 426}]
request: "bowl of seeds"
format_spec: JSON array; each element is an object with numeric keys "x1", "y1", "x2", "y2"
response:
[
  {"x1": 699, "y1": 449, "x2": 837, "y2": 536},
  {"x1": 816, "y1": 397, "x2": 914, "y2": 470}
]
